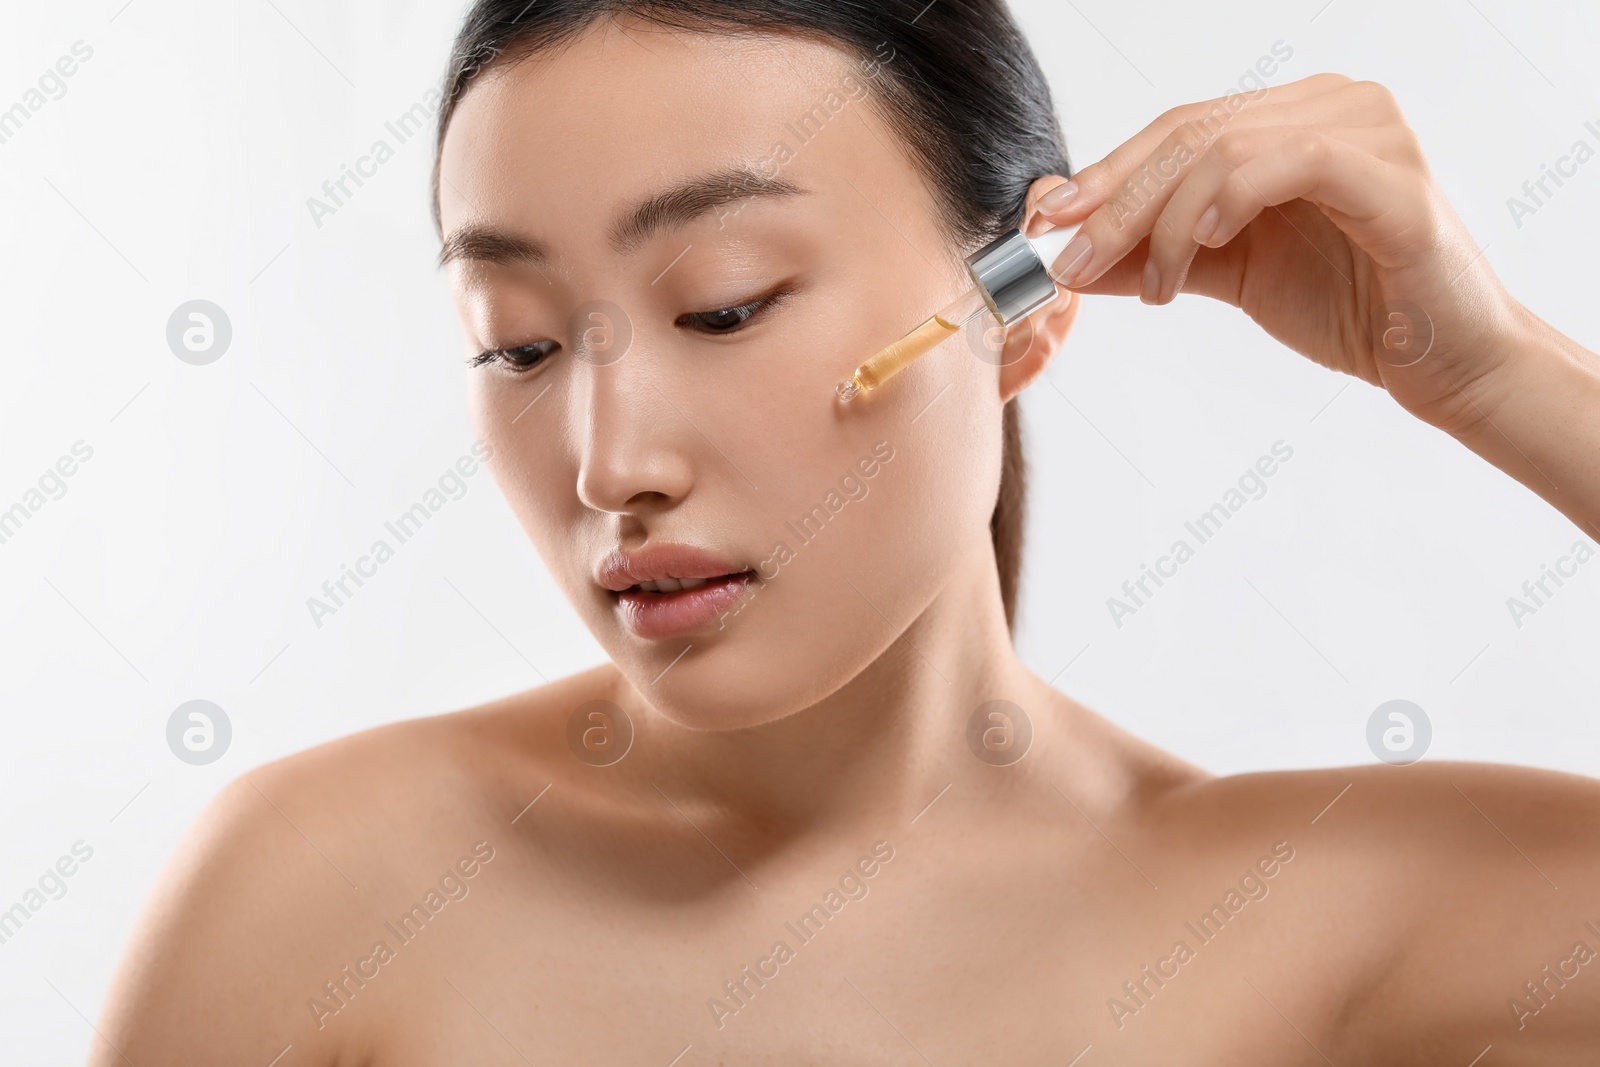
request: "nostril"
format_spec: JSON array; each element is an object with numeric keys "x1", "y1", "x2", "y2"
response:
[{"x1": 573, "y1": 382, "x2": 698, "y2": 514}]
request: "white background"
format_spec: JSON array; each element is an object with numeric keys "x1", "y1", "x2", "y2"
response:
[{"x1": 2, "y1": 0, "x2": 1596, "y2": 1059}]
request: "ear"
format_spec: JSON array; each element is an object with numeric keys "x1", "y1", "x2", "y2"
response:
[
  {"x1": 996, "y1": 287, "x2": 1079, "y2": 403},
  {"x1": 997, "y1": 175, "x2": 1082, "y2": 403}
]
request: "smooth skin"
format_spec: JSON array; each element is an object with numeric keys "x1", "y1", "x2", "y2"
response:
[{"x1": 93, "y1": 21, "x2": 1600, "y2": 1067}]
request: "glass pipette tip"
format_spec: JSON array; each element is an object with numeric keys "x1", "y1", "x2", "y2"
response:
[
  {"x1": 836, "y1": 287, "x2": 992, "y2": 403},
  {"x1": 836, "y1": 221, "x2": 1078, "y2": 403}
]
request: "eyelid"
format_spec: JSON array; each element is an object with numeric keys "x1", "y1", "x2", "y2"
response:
[
  {"x1": 467, "y1": 339, "x2": 555, "y2": 373},
  {"x1": 679, "y1": 283, "x2": 795, "y2": 332},
  {"x1": 470, "y1": 281, "x2": 798, "y2": 369}
]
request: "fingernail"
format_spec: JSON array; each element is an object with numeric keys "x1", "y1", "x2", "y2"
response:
[
  {"x1": 1141, "y1": 259, "x2": 1161, "y2": 304},
  {"x1": 1039, "y1": 180, "x2": 1078, "y2": 213},
  {"x1": 1054, "y1": 231, "x2": 1093, "y2": 285},
  {"x1": 1193, "y1": 204, "x2": 1220, "y2": 246}
]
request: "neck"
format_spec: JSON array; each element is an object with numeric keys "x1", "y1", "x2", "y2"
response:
[{"x1": 626, "y1": 539, "x2": 1045, "y2": 835}]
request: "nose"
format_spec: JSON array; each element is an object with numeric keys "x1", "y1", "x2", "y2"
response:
[{"x1": 574, "y1": 352, "x2": 696, "y2": 516}]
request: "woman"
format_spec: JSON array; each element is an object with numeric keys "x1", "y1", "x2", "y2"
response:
[{"x1": 95, "y1": 1, "x2": 1600, "y2": 1063}]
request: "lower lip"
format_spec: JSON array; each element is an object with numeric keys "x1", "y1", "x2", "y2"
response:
[{"x1": 613, "y1": 573, "x2": 756, "y2": 639}]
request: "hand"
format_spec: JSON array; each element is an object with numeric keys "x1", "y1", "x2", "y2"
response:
[{"x1": 1024, "y1": 73, "x2": 1523, "y2": 438}]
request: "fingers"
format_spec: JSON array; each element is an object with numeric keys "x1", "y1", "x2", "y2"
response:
[
  {"x1": 1081, "y1": 73, "x2": 1352, "y2": 192},
  {"x1": 1040, "y1": 92, "x2": 1402, "y2": 262},
  {"x1": 1141, "y1": 126, "x2": 1427, "y2": 304},
  {"x1": 1026, "y1": 80, "x2": 1426, "y2": 307},
  {"x1": 1025, "y1": 72, "x2": 1359, "y2": 234}
]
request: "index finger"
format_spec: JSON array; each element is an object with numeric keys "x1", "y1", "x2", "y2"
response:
[{"x1": 1024, "y1": 71, "x2": 1354, "y2": 232}]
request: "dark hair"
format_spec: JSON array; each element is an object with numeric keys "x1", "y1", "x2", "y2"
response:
[{"x1": 432, "y1": 0, "x2": 1071, "y2": 634}]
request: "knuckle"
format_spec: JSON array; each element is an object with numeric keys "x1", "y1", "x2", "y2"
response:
[
  {"x1": 1128, "y1": 111, "x2": 1176, "y2": 155},
  {"x1": 1190, "y1": 99, "x2": 1234, "y2": 138},
  {"x1": 1217, "y1": 170, "x2": 1250, "y2": 210},
  {"x1": 1157, "y1": 123, "x2": 1206, "y2": 167},
  {"x1": 1293, "y1": 130, "x2": 1329, "y2": 164},
  {"x1": 1350, "y1": 78, "x2": 1401, "y2": 115},
  {"x1": 1398, "y1": 127, "x2": 1427, "y2": 168},
  {"x1": 1155, "y1": 103, "x2": 1189, "y2": 129},
  {"x1": 1212, "y1": 130, "x2": 1253, "y2": 169},
  {"x1": 1354, "y1": 78, "x2": 1395, "y2": 101},
  {"x1": 1154, "y1": 98, "x2": 1213, "y2": 137},
  {"x1": 1376, "y1": 124, "x2": 1425, "y2": 169}
]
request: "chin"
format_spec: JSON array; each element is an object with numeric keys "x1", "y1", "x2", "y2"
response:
[
  {"x1": 591, "y1": 596, "x2": 887, "y2": 731},
  {"x1": 607, "y1": 638, "x2": 850, "y2": 732}
]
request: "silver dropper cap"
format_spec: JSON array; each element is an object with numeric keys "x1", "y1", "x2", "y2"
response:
[{"x1": 964, "y1": 223, "x2": 1079, "y2": 325}]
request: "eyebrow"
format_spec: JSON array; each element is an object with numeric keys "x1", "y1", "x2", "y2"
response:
[{"x1": 437, "y1": 166, "x2": 807, "y2": 269}]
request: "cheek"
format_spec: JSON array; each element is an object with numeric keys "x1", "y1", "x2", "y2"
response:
[
  {"x1": 850, "y1": 390, "x2": 1004, "y2": 598},
  {"x1": 469, "y1": 376, "x2": 582, "y2": 565},
  {"x1": 644, "y1": 395, "x2": 1001, "y2": 728},
  {"x1": 701, "y1": 269, "x2": 992, "y2": 491}
]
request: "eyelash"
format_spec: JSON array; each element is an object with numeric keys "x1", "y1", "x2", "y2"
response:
[{"x1": 468, "y1": 287, "x2": 793, "y2": 374}]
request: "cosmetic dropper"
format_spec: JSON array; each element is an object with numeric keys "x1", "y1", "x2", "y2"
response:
[{"x1": 836, "y1": 222, "x2": 1081, "y2": 403}]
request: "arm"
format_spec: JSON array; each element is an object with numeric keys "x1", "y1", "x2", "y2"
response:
[
  {"x1": 1378, "y1": 763, "x2": 1600, "y2": 1061},
  {"x1": 90, "y1": 775, "x2": 350, "y2": 1066},
  {"x1": 1453, "y1": 304, "x2": 1600, "y2": 541},
  {"x1": 1194, "y1": 764, "x2": 1600, "y2": 1062}
]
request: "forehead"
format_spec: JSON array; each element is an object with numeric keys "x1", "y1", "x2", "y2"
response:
[{"x1": 436, "y1": 20, "x2": 907, "y2": 239}]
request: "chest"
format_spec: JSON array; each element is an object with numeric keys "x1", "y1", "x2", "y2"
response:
[{"x1": 340, "y1": 841, "x2": 1342, "y2": 1066}]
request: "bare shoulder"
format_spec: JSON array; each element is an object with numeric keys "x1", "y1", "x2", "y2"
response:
[
  {"x1": 92, "y1": 665, "x2": 619, "y2": 1066},
  {"x1": 1152, "y1": 757, "x2": 1600, "y2": 878},
  {"x1": 1141, "y1": 760, "x2": 1600, "y2": 1055}
]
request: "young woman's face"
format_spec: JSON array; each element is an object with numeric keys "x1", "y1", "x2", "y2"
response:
[{"x1": 438, "y1": 19, "x2": 1011, "y2": 728}]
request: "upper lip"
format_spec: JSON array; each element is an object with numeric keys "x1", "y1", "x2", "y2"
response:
[{"x1": 596, "y1": 543, "x2": 749, "y2": 592}]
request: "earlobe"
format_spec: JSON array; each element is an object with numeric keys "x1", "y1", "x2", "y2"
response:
[{"x1": 997, "y1": 288, "x2": 1079, "y2": 403}]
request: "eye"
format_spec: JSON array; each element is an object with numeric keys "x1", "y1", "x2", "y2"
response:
[
  {"x1": 678, "y1": 287, "x2": 792, "y2": 334},
  {"x1": 468, "y1": 340, "x2": 557, "y2": 373}
]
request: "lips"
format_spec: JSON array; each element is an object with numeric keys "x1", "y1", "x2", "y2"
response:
[{"x1": 597, "y1": 544, "x2": 757, "y2": 639}]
